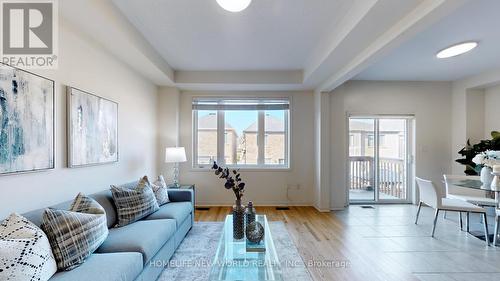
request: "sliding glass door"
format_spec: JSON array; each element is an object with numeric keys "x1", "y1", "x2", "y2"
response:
[
  {"x1": 348, "y1": 116, "x2": 413, "y2": 203},
  {"x1": 348, "y1": 118, "x2": 376, "y2": 201}
]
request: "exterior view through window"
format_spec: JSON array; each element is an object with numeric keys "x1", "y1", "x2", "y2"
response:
[
  {"x1": 193, "y1": 98, "x2": 290, "y2": 168},
  {"x1": 348, "y1": 116, "x2": 414, "y2": 203}
]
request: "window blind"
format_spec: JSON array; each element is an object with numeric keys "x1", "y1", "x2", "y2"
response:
[{"x1": 192, "y1": 98, "x2": 289, "y2": 111}]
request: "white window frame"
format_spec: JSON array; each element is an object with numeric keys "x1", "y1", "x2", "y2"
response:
[{"x1": 192, "y1": 97, "x2": 290, "y2": 170}]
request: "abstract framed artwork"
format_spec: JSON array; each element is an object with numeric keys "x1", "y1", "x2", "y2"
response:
[
  {"x1": 67, "y1": 87, "x2": 118, "y2": 168},
  {"x1": 0, "y1": 63, "x2": 55, "y2": 175}
]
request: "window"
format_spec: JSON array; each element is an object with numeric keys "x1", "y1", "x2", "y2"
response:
[
  {"x1": 379, "y1": 134, "x2": 386, "y2": 147},
  {"x1": 193, "y1": 98, "x2": 290, "y2": 168},
  {"x1": 367, "y1": 134, "x2": 375, "y2": 147},
  {"x1": 195, "y1": 111, "x2": 218, "y2": 165}
]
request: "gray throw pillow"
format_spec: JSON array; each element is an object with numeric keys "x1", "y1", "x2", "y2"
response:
[
  {"x1": 41, "y1": 193, "x2": 108, "y2": 271},
  {"x1": 111, "y1": 176, "x2": 160, "y2": 227},
  {"x1": 150, "y1": 175, "x2": 170, "y2": 206}
]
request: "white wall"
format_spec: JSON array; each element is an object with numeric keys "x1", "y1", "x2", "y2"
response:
[
  {"x1": 484, "y1": 84, "x2": 500, "y2": 137},
  {"x1": 0, "y1": 20, "x2": 158, "y2": 218},
  {"x1": 450, "y1": 69, "x2": 500, "y2": 174},
  {"x1": 313, "y1": 90, "x2": 332, "y2": 211},
  {"x1": 175, "y1": 91, "x2": 315, "y2": 206},
  {"x1": 157, "y1": 87, "x2": 181, "y2": 183},
  {"x1": 330, "y1": 81, "x2": 453, "y2": 208},
  {"x1": 466, "y1": 89, "x2": 485, "y2": 144}
]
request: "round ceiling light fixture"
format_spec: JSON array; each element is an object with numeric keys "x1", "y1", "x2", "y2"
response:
[
  {"x1": 436, "y1": 41, "x2": 478, "y2": 59},
  {"x1": 216, "y1": 0, "x2": 252, "y2": 12}
]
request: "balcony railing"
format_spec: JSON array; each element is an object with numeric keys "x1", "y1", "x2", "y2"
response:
[{"x1": 349, "y1": 156, "x2": 406, "y2": 200}]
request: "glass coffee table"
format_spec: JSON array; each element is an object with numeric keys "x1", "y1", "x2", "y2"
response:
[{"x1": 209, "y1": 215, "x2": 283, "y2": 281}]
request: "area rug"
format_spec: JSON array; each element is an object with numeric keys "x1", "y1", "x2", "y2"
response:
[{"x1": 158, "y1": 222, "x2": 313, "y2": 281}]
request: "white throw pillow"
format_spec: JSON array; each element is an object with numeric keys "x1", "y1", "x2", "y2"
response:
[
  {"x1": 0, "y1": 213, "x2": 57, "y2": 281},
  {"x1": 151, "y1": 175, "x2": 170, "y2": 205}
]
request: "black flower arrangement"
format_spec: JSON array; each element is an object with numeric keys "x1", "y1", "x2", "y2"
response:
[{"x1": 211, "y1": 161, "x2": 245, "y2": 201}]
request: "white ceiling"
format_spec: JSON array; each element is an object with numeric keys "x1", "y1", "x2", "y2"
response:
[
  {"x1": 61, "y1": 0, "x2": 472, "y2": 90},
  {"x1": 113, "y1": 0, "x2": 352, "y2": 71},
  {"x1": 355, "y1": 0, "x2": 500, "y2": 81}
]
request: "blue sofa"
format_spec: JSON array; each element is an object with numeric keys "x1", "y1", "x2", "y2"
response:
[{"x1": 22, "y1": 182, "x2": 194, "y2": 281}]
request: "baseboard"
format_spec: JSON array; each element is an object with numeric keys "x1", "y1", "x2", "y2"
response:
[
  {"x1": 312, "y1": 204, "x2": 331, "y2": 213},
  {"x1": 196, "y1": 201, "x2": 313, "y2": 207}
]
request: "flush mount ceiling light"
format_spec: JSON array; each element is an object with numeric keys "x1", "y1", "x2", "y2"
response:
[
  {"x1": 216, "y1": 0, "x2": 252, "y2": 12},
  {"x1": 436, "y1": 41, "x2": 478, "y2": 59}
]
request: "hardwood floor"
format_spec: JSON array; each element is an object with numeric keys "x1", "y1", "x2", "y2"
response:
[
  {"x1": 195, "y1": 205, "x2": 500, "y2": 281},
  {"x1": 195, "y1": 206, "x2": 419, "y2": 281}
]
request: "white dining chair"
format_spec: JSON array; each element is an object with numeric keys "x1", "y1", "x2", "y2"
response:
[
  {"x1": 415, "y1": 177, "x2": 490, "y2": 245},
  {"x1": 443, "y1": 174, "x2": 495, "y2": 228}
]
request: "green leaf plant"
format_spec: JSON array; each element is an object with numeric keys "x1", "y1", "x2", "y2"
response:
[{"x1": 456, "y1": 131, "x2": 500, "y2": 175}]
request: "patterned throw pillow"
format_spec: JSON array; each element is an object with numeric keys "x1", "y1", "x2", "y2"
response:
[
  {"x1": 150, "y1": 175, "x2": 170, "y2": 206},
  {"x1": 41, "y1": 193, "x2": 109, "y2": 271},
  {"x1": 111, "y1": 176, "x2": 160, "y2": 227},
  {"x1": 0, "y1": 213, "x2": 57, "y2": 281}
]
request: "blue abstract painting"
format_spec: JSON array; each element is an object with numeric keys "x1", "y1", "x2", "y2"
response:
[
  {"x1": 68, "y1": 87, "x2": 118, "y2": 167},
  {"x1": 0, "y1": 64, "x2": 55, "y2": 175}
]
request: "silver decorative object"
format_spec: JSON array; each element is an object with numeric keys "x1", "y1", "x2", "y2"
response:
[
  {"x1": 245, "y1": 201, "x2": 256, "y2": 225},
  {"x1": 246, "y1": 221, "x2": 264, "y2": 244}
]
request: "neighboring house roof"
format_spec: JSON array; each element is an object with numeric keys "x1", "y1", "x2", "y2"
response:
[
  {"x1": 350, "y1": 119, "x2": 403, "y2": 133},
  {"x1": 244, "y1": 115, "x2": 284, "y2": 133},
  {"x1": 198, "y1": 113, "x2": 235, "y2": 131}
]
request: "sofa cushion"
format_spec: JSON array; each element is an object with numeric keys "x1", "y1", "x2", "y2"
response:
[
  {"x1": 89, "y1": 191, "x2": 118, "y2": 228},
  {"x1": 22, "y1": 191, "x2": 117, "y2": 229},
  {"x1": 144, "y1": 202, "x2": 193, "y2": 227},
  {"x1": 111, "y1": 177, "x2": 160, "y2": 227},
  {"x1": 150, "y1": 175, "x2": 170, "y2": 205},
  {"x1": 96, "y1": 219, "x2": 176, "y2": 264},
  {"x1": 41, "y1": 193, "x2": 108, "y2": 270},
  {"x1": 49, "y1": 253, "x2": 143, "y2": 281}
]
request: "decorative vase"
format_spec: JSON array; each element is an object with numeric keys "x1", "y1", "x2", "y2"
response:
[
  {"x1": 491, "y1": 173, "x2": 500, "y2": 191},
  {"x1": 245, "y1": 201, "x2": 256, "y2": 225},
  {"x1": 481, "y1": 166, "x2": 494, "y2": 186},
  {"x1": 233, "y1": 200, "x2": 245, "y2": 240}
]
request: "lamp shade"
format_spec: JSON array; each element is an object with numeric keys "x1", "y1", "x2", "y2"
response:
[{"x1": 165, "y1": 147, "x2": 187, "y2": 163}]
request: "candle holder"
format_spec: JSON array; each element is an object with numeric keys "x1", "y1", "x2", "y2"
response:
[{"x1": 491, "y1": 172, "x2": 500, "y2": 191}]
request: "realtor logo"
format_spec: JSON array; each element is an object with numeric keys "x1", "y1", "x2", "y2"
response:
[{"x1": 1, "y1": 0, "x2": 58, "y2": 69}]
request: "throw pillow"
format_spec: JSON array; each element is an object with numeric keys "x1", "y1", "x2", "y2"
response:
[
  {"x1": 111, "y1": 176, "x2": 160, "y2": 227},
  {"x1": 0, "y1": 213, "x2": 57, "y2": 281},
  {"x1": 150, "y1": 175, "x2": 170, "y2": 205},
  {"x1": 41, "y1": 193, "x2": 108, "y2": 271}
]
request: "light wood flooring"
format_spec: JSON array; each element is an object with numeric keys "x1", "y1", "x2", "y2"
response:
[{"x1": 195, "y1": 205, "x2": 500, "y2": 281}]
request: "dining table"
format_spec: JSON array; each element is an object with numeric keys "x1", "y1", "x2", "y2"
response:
[
  {"x1": 447, "y1": 177, "x2": 500, "y2": 245},
  {"x1": 448, "y1": 178, "x2": 500, "y2": 205}
]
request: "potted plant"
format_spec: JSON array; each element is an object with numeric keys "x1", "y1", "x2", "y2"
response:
[
  {"x1": 456, "y1": 131, "x2": 500, "y2": 175},
  {"x1": 211, "y1": 162, "x2": 246, "y2": 239}
]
